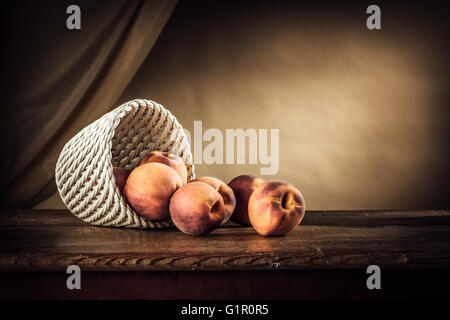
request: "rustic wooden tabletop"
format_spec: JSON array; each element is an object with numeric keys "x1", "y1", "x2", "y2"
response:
[
  {"x1": 1, "y1": 209, "x2": 449, "y2": 299},
  {"x1": 1, "y1": 209, "x2": 449, "y2": 271}
]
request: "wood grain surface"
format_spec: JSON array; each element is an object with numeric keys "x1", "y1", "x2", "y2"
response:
[{"x1": 1, "y1": 209, "x2": 449, "y2": 272}]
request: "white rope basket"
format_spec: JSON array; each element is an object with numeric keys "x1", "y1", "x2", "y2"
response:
[{"x1": 55, "y1": 99, "x2": 194, "y2": 229}]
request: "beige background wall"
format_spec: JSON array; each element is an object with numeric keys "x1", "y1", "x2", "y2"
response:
[{"x1": 39, "y1": 1, "x2": 450, "y2": 210}]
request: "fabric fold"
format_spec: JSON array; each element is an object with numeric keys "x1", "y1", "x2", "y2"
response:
[{"x1": 2, "y1": 0, "x2": 177, "y2": 208}]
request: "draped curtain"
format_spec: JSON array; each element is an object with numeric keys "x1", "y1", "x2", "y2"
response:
[{"x1": 1, "y1": 0, "x2": 177, "y2": 208}]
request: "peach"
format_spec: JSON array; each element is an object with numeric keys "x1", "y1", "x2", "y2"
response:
[
  {"x1": 112, "y1": 167, "x2": 130, "y2": 194},
  {"x1": 124, "y1": 162, "x2": 182, "y2": 221},
  {"x1": 139, "y1": 151, "x2": 188, "y2": 184},
  {"x1": 248, "y1": 180, "x2": 306, "y2": 236},
  {"x1": 193, "y1": 176, "x2": 236, "y2": 224},
  {"x1": 169, "y1": 181, "x2": 226, "y2": 235},
  {"x1": 228, "y1": 175, "x2": 264, "y2": 225}
]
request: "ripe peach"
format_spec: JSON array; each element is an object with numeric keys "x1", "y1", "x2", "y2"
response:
[
  {"x1": 248, "y1": 180, "x2": 306, "y2": 236},
  {"x1": 169, "y1": 181, "x2": 226, "y2": 235},
  {"x1": 228, "y1": 175, "x2": 264, "y2": 225},
  {"x1": 112, "y1": 167, "x2": 130, "y2": 194},
  {"x1": 124, "y1": 162, "x2": 183, "y2": 221},
  {"x1": 193, "y1": 176, "x2": 236, "y2": 224},
  {"x1": 139, "y1": 151, "x2": 188, "y2": 184}
]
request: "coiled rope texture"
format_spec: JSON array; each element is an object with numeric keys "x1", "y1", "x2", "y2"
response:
[{"x1": 55, "y1": 99, "x2": 195, "y2": 229}]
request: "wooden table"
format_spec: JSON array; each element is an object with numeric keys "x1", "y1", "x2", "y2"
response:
[{"x1": 1, "y1": 209, "x2": 449, "y2": 299}]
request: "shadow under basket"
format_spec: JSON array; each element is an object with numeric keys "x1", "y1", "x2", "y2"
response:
[{"x1": 55, "y1": 99, "x2": 194, "y2": 229}]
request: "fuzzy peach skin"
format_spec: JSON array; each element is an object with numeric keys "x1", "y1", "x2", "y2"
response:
[
  {"x1": 248, "y1": 180, "x2": 305, "y2": 236},
  {"x1": 169, "y1": 181, "x2": 225, "y2": 235},
  {"x1": 193, "y1": 176, "x2": 236, "y2": 224},
  {"x1": 124, "y1": 162, "x2": 183, "y2": 221},
  {"x1": 228, "y1": 175, "x2": 264, "y2": 225},
  {"x1": 112, "y1": 167, "x2": 130, "y2": 195},
  {"x1": 139, "y1": 151, "x2": 188, "y2": 184}
]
